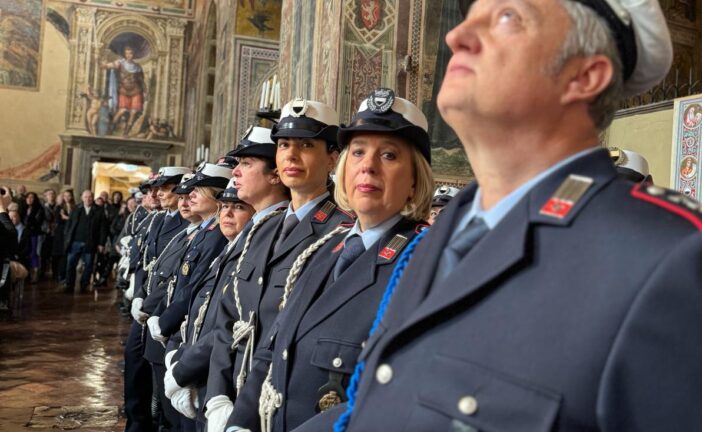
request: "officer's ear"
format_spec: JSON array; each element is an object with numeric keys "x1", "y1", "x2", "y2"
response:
[
  {"x1": 269, "y1": 169, "x2": 281, "y2": 185},
  {"x1": 559, "y1": 54, "x2": 613, "y2": 106}
]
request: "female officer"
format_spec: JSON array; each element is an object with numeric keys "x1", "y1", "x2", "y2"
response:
[
  {"x1": 227, "y1": 88, "x2": 434, "y2": 432},
  {"x1": 164, "y1": 179, "x2": 255, "y2": 431},
  {"x1": 205, "y1": 100, "x2": 354, "y2": 432},
  {"x1": 145, "y1": 163, "x2": 231, "y2": 429}
]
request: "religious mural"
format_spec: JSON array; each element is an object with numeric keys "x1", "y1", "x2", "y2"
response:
[
  {"x1": 235, "y1": 0, "x2": 282, "y2": 40},
  {"x1": 671, "y1": 95, "x2": 702, "y2": 199},
  {"x1": 0, "y1": 0, "x2": 45, "y2": 90}
]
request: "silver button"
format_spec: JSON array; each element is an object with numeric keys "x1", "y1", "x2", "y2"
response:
[
  {"x1": 375, "y1": 364, "x2": 393, "y2": 384},
  {"x1": 282, "y1": 349, "x2": 288, "y2": 360},
  {"x1": 332, "y1": 357, "x2": 343, "y2": 368},
  {"x1": 458, "y1": 396, "x2": 478, "y2": 415},
  {"x1": 647, "y1": 185, "x2": 665, "y2": 196},
  {"x1": 258, "y1": 276, "x2": 263, "y2": 285}
]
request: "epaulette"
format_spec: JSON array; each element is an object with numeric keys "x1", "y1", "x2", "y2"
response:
[
  {"x1": 313, "y1": 201, "x2": 337, "y2": 223},
  {"x1": 631, "y1": 183, "x2": 702, "y2": 230},
  {"x1": 415, "y1": 223, "x2": 430, "y2": 234},
  {"x1": 338, "y1": 221, "x2": 355, "y2": 228},
  {"x1": 207, "y1": 221, "x2": 219, "y2": 231},
  {"x1": 336, "y1": 207, "x2": 356, "y2": 220}
]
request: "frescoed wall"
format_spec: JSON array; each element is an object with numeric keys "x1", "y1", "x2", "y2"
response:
[
  {"x1": 235, "y1": 0, "x2": 282, "y2": 41},
  {"x1": 0, "y1": 0, "x2": 46, "y2": 90}
]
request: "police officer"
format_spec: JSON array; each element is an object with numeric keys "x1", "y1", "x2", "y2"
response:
[
  {"x1": 163, "y1": 180, "x2": 255, "y2": 431},
  {"x1": 205, "y1": 126, "x2": 291, "y2": 430},
  {"x1": 204, "y1": 101, "x2": 354, "y2": 432},
  {"x1": 428, "y1": 185, "x2": 461, "y2": 225},
  {"x1": 296, "y1": 0, "x2": 702, "y2": 430},
  {"x1": 145, "y1": 163, "x2": 231, "y2": 429},
  {"x1": 228, "y1": 89, "x2": 434, "y2": 432}
]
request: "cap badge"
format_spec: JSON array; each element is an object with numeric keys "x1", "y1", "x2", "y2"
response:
[
  {"x1": 379, "y1": 234, "x2": 408, "y2": 261},
  {"x1": 368, "y1": 88, "x2": 395, "y2": 114},
  {"x1": 196, "y1": 161, "x2": 207, "y2": 172},
  {"x1": 540, "y1": 174, "x2": 594, "y2": 219},
  {"x1": 290, "y1": 98, "x2": 309, "y2": 117}
]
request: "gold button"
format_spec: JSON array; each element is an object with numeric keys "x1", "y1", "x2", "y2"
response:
[
  {"x1": 282, "y1": 349, "x2": 288, "y2": 360},
  {"x1": 258, "y1": 276, "x2": 263, "y2": 285},
  {"x1": 375, "y1": 364, "x2": 393, "y2": 384},
  {"x1": 332, "y1": 357, "x2": 343, "y2": 368},
  {"x1": 458, "y1": 396, "x2": 478, "y2": 415}
]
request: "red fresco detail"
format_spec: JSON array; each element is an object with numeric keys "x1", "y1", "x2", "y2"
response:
[{"x1": 360, "y1": 0, "x2": 382, "y2": 30}]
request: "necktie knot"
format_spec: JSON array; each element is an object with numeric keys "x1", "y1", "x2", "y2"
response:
[
  {"x1": 435, "y1": 217, "x2": 489, "y2": 283},
  {"x1": 334, "y1": 235, "x2": 366, "y2": 280}
]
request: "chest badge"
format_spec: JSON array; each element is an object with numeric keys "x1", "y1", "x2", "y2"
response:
[
  {"x1": 540, "y1": 174, "x2": 594, "y2": 219},
  {"x1": 181, "y1": 262, "x2": 190, "y2": 276},
  {"x1": 318, "y1": 390, "x2": 342, "y2": 412}
]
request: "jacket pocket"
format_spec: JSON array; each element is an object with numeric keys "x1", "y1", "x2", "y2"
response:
[
  {"x1": 271, "y1": 266, "x2": 291, "y2": 289},
  {"x1": 310, "y1": 338, "x2": 363, "y2": 375},
  {"x1": 235, "y1": 261, "x2": 255, "y2": 282},
  {"x1": 416, "y1": 354, "x2": 561, "y2": 432}
]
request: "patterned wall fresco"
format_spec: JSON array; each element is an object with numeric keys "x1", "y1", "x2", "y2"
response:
[
  {"x1": 235, "y1": 0, "x2": 282, "y2": 41},
  {"x1": 0, "y1": 0, "x2": 46, "y2": 90},
  {"x1": 234, "y1": 41, "x2": 279, "y2": 141},
  {"x1": 54, "y1": 0, "x2": 194, "y2": 18}
]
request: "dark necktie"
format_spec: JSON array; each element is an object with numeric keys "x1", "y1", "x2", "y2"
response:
[
  {"x1": 273, "y1": 214, "x2": 299, "y2": 254},
  {"x1": 333, "y1": 235, "x2": 365, "y2": 280},
  {"x1": 435, "y1": 217, "x2": 489, "y2": 283}
]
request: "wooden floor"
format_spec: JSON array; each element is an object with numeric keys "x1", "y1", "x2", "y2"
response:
[{"x1": 0, "y1": 280, "x2": 128, "y2": 431}]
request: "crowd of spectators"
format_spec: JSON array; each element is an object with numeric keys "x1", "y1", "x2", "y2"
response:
[{"x1": 0, "y1": 183, "x2": 140, "y2": 309}]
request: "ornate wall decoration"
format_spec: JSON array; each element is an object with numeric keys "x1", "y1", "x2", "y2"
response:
[
  {"x1": 0, "y1": 0, "x2": 46, "y2": 90},
  {"x1": 344, "y1": 0, "x2": 396, "y2": 46},
  {"x1": 277, "y1": 0, "x2": 294, "y2": 103},
  {"x1": 234, "y1": 0, "x2": 282, "y2": 40},
  {"x1": 54, "y1": 0, "x2": 194, "y2": 18},
  {"x1": 233, "y1": 41, "x2": 279, "y2": 141},
  {"x1": 671, "y1": 94, "x2": 702, "y2": 198},
  {"x1": 312, "y1": 0, "x2": 342, "y2": 107}
]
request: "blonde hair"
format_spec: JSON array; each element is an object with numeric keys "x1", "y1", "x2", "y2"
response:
[
  {"x1": 334, "y1": 144, "x2": 433, "y2": 221},
  {"x1": 194, "y1": 186, "x2": 224, "y2": 220}
]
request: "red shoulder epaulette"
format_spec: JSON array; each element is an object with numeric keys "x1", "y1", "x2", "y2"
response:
[
  {"x1": 631, "y1": 183, "x2": 702, "y2": 230},
  {"x1": 336, "y1": 207, "x2": 356, "y2": 220}
]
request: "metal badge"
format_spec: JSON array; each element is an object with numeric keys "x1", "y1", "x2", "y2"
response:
[
  {"x1": 379, "y1": 234, "x2": 408, "y2": 261},
  {"x1": 290, "y1": 98, "x2": 309, "y2": 117},
  {"x1": 318, "y1": 391, "x2": 342, "y2": 412},
  {"x1": 181, "y1": 262, "x2": 190, "y2": 276},
  {"x1": 540, "y1": 174, "x2": 594, "y2": 219},
  {"x1": 368, "y1": 88, "x2": 395, "y2": 114}
]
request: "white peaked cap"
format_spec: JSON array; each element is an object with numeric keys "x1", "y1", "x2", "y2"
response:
[
  {"x1": 247, "y1": 126, "x2": 275, "y2": 144},
  {"x1": 434, "y1": 186, "x2": 461, "y2": 198},
  {"x1": 358, "y1": 97, "x2": 429, "y2": 132},
  {"x1": 198, "y1": 162, "x2": 234, "y2": 179},
  {"x1": 157, "y1": 166, "x2": 191, "y2": 177},
  {"x1": 279, "y1": 99, "x2": 340, "y2": 126}
]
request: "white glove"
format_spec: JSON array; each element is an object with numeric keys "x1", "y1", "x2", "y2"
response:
[
  {"x1": 147, "y1": 316, "x2": 167, "y2": 342},
  {"x1": 125, "y1": 274, "x2": 136, "y2": 300},
  {"x1": 171, "y1": 387, "x2": 197, "y2": 419},
  {"x1": 205, "y1": 395, "x2": 234, "y2": 432},
  {"x1": 165, "y1": 349, "x2": 178, "y2": 370},
  {"x1": 130, "y1": 298, "x2": 148, "y2": 324},
  {"x1": 164, "y1": 363, "x2": 183, "y2": 399},
  {"x1": 225, "y1": 427, "x2": 252, "y2": 432}
]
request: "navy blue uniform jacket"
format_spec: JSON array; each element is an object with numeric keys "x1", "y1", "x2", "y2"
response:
[
  {"x1": 232, "y1": 218, "x2": 423, "y2": 431},
  {"x1": 296, "y1": 149, "x2": 702, "y2": 432},
  {"x1": 206, "y1": 197, "x2": 354, "y2": 407}
]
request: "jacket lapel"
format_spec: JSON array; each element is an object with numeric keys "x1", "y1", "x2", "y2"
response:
[
  {"x1": 266, "y1": 200, "x2": 327, "y2": 264},
  {"x1": 391, "y1": 149, "x2": 618, "y2": 336}
]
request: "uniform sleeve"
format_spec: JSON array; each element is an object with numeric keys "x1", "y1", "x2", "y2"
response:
[
  {"x1": 227, "y1": 353, "x2": 271, "y2": 431},
  {"x1": 597, "y1": 232, "x2": 702, "y2": 431},
  {"x1": 290, "y1": 402, "x2": 347, "y2": 432},
  {"x1": 205, "y1": 289, "x2": 240, "y2": 403},
  {"x1": 172, "y1": 331, "x2": 215, "y2": 387}
]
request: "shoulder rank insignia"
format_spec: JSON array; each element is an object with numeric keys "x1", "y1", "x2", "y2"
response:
[
  {"x1": 379, "y1": 234, "x2": 409, "y2": 261},
  {"x1": 207, "y1": 222, "x2": 219, "y2": 231},
  {"x1": 181, "y1": 261, "x2": 190, "y2": 276},
  {"x1": 314, "y1": 201, "x2": 337, "y2": 223},
  {"x1": 540, "y1": 174, "x2": 593, "y2": 219},
  {"x1": 631, "y1": 183, "x2": 702, "y2": 230}
]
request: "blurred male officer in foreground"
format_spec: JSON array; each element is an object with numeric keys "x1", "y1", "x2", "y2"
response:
[{"x1": 298, "y1": 0, "x2": 702, "y2": 431}]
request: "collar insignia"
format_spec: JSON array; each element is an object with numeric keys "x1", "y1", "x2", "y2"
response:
[
  {"x1": 540, "y1": 174, "x2": 594, "y2": 219},
  {"x1": 379, "y1": 234, "x2": 408, "y2": 261},
  {"x1": 314, "y1": 201, "x2": 336, "y2": 223}
]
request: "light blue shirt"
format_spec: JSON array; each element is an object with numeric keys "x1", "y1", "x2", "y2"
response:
[
  {"x1": 345, "y1": 214, "x2": 403, "y2": 250},
  {"x1": 167, "y1": 209, "x2": 179, "y2": 218},
  {"x1": 200, "y1": 216, "x2": 215, "y2": 231},
  {"x1": 186, "y1": 222, "x2": 200, "y2": 236},
  {"x1": 285, "y1": 191, "x2": 330, "y2": 221},
  {"x1": 452, "y1": 148, "x2": 599, "y2": 238},
  {"x1": 253, "y1": 200, "x2": 290, "y2": 225}
]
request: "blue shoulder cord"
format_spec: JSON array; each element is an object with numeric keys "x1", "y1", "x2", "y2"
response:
[{"x1": 333, "y1": 228, "x2": 429, "y2": 432}]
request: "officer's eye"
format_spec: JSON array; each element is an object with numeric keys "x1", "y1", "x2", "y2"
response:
[
  {"x1": 351, "y1": 148, "x2": 364, "y2": 157},
  {"x1": 497, "y1": 8, "x2": 520, "y2": 25},
  {"x1": 278, "y1": 140, "x2": 289, "y2": 149},
  {"x1": 382, "y1": 151, "x2": 397, "y2": 161},
  {"x1": 302, "y1": 140, "x2": 315, "y2": 149}
]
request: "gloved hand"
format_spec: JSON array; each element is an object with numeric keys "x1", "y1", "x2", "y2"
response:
[
  {"x1": 164, "y1": 363, "x2": 183, "y2": 399},
  {"x1": 146, "y1": 316, "x2": 167, "y2": 342},
  {"x1": 130, "y1": 297, "x2": 148, "y2": 324},
  {"x1": 125, "y1": 273, "x2": 136, "y2": 300},
  {"x1": 165, "y1": 349, "x2": 178, "y2": 370},
  {"x1": 171, "y1": 387, "x2": 197, "y2": 419},
  {"x1": 205, "y1": 395, "x2": 234, "y2": 432},
  {"x1": 225, "y1": 427, "x2": 253, "y2": 432}
]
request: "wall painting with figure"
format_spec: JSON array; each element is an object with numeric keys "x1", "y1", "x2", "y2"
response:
[
  {"x1": 0, "y1": 0, "x2": 46, "y2": 90},
  {"x1": 671, "y1": 94, "x2": 702, "y2": 199}
]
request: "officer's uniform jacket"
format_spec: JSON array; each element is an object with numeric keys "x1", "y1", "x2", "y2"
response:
[
  {"x1": 296, "y1": 149, "x2": 702, "y2": 432},
  {"x1": 205, "y1": 197, "x2": 354, "y2": 407},
  {"x1": 127, "y1": 210, "x2": 158, "y2": 275},
  {"x1": 134, "y1": 212, "x2": 188, "y2": 300},
  {"x1": 231, "y1": 218, "x2": 423, "y2": 432},
  {"x1": 157, "y1": 219, "x2": 227, "y2": 341}
]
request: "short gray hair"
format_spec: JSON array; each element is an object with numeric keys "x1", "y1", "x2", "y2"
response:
[{"x1": 550, "y1": 0, "x2": 624, "y2": 130}]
